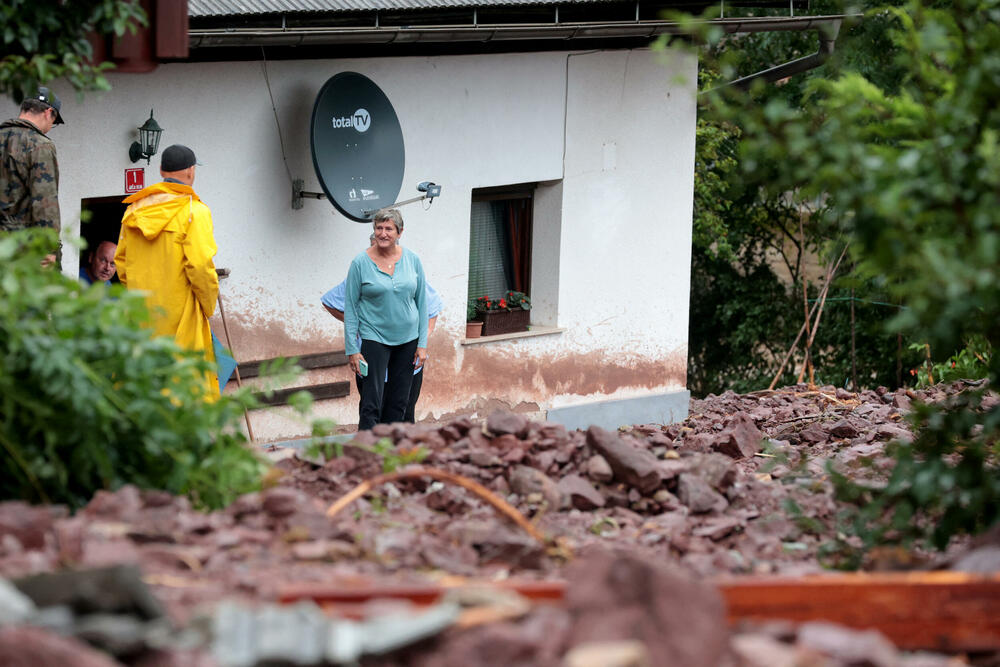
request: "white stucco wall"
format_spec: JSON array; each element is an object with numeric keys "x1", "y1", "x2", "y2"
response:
[{"x1": 5, "y1": 46, "x2": 697, "y2": 438}]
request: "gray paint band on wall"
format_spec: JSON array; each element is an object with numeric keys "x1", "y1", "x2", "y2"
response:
[{"x1": 546, "y1": 390, "x2": 691, "y2": 432}]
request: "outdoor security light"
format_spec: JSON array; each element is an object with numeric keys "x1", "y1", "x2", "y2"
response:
[
  {"x1": 417, "y1": 181, "x2": 441, "y2": 198},
  {"x1": 129, "y1": 109, "x2": 163, "y2": 164}
]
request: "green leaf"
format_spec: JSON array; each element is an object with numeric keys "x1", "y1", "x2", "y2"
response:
[{"x1": 0, "y1": 228, "x2": 327, "y2": 510}]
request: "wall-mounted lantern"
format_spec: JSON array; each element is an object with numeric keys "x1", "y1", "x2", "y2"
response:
[{"x1": 129, "y1": 109, "x2": 163, "y2": 164}]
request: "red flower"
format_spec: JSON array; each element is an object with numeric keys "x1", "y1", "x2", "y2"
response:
[{"x1": 499, "y1": 298, "x2": 507, "y2": 309}]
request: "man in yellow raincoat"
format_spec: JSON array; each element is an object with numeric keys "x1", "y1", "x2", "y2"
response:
[{"x1": 115, "y1": 144, "x2": 220, "y2": 397}]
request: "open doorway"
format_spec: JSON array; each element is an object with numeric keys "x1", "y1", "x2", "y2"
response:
[{"x1": 80, "y1": 196, "x2": 128, "y2": 285}]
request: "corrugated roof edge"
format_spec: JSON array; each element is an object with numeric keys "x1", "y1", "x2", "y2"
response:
[{"x1": 190, "y1": 0, "x2": 624, "y2": 17}]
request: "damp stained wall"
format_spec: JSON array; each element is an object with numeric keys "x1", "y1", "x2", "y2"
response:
[{"x1": 6, "y1": 46, "x2": 697, "y2": 439}]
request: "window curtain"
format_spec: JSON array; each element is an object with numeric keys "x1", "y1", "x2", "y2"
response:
[
  {"x1": 468, "y1": 201, "x2": 510, "y2": 299},
  {"x1": 468, "y1": 197, "x2": 532, "y2": 301},
  {"x1": 504, "y1": 198, "x2": 531, "y2": 293}
]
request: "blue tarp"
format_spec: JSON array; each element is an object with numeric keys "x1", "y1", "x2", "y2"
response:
[{"x1": 213, "y1": 331, "x2": 238, "y2": 392}]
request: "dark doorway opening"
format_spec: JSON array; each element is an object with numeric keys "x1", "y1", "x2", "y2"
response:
[{"x1": 80, "y1": 196, "x2": 128, "y2": 285}]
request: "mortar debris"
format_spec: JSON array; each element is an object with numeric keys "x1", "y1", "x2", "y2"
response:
[{"x1": 1, "y1": 381, "x2": 996, "y2": 666}]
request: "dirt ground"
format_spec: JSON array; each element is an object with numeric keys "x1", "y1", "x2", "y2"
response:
[{"x1": 0, "y1": 382, "x2": 997, "y2": 666}]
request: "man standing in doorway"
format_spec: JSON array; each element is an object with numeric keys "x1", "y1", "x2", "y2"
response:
[
  {"x1": 79, "y1": 240, "x2": 117, "y2": 286},
  {"x1": 0, "y1": 87, "x2": 64, "y2": 266},
  {"x1": 115, "y1": 144, "x2": 220, "y2": 396}
]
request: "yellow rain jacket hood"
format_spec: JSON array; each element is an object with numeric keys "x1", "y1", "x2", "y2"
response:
[{"x1": 116, "y1": 182, "x2": 219, "y2": 393}]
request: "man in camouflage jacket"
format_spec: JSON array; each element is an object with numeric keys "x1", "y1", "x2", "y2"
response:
[{"x1": 1, "y1": 87, "x2": 63, "y2": 263}]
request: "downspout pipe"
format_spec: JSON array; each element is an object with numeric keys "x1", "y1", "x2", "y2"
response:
[{"x1": 707, "y1": 18, "x2": 842, "y2": 93}]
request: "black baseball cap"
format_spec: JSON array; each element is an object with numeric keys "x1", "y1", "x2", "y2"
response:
[
  {"x1": 36, "y1": 87, "x2": 64, "y2": 125},
  {"x1": 160, "y1": 144, "x2": 202, "y2": 172}
]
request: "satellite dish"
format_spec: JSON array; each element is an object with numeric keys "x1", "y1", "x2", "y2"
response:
[{"x1": 310, "y1": 72, "x2": 405, "y2": 222}]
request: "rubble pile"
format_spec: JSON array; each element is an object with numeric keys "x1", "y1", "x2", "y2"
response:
[
  {"x1": 0, "y1": 382, "x2": 994, "y2": 666},
  {"x1": 276, "y1": 383, "x2": 943, "y2": 579}
]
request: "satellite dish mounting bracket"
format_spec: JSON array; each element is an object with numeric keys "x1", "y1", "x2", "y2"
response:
[
  {"x1": 293, "y1": 179, "x2": 442, "y2": 217},
  {"x1": 362, "y1": 182, "x2": 441, "y2": 217},
  {"x1": 291, "y1": 178, "x2": 327, "y2": 210}
]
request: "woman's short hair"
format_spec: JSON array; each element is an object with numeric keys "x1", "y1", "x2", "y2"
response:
[{"x1": 372, "y1": 208, "x2": 403, "y2": 234}]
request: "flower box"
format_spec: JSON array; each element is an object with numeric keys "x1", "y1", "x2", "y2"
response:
[{"x1": 478, "y1": 308, "x2": 530, "y2": 336}]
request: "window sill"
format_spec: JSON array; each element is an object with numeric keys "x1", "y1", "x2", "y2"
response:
[{"x1": 461, "y1": 325, "x2": 565, "y2": 346}]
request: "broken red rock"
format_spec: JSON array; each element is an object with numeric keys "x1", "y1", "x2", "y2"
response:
[
  {"x1": 509, "y1": 465, "x2": 563, "y2": 510},
  {"x1": 261, "y1": 488, "x2": 308, "y2": 518},
  {"x1": 0, "y1": 625, "x2": 122, "y2": 667},
  {"x1": 556, "y1": 475, "x2": 605, "y2": 511},
  {"x1": 711, "y1": 413, "x2": 764, "y2": 459},
  {"x1": 585, "y1": 455, "x2": 613, "y2": 483},
  {"x1": 564, "y1": 548, "x2": 729, "y2": 667},
  {"x1": 1, "y1": 382, "x2": 994, "y2": 664},
  {"x1": 828, "y1": 419, "x2": 860, "y2": 439},
  {"x1": 676, "y1": 474, "x2": 728, "y2": 514},
  {"x1": 0, "y1": 502, "x2": 62, "y2": 552},
  {"x1": 585, "y1": 427, "x2": 662, "y2": 494},
  {"x1": 486, "y1": 410, "x2": 530, "y2": 438}
]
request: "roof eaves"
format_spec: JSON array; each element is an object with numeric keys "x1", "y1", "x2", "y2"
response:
[{"x1": 190, "y1": 0, "x2": 625, "y2": 16}]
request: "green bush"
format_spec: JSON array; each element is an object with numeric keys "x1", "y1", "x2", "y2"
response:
[
  {"x1": 687, "y1": 64, "x2": 923, "y2": 396},
  {"x1": 1, "y1": 0, "x2": 146, "y2": 102},
  {"x1": 908, "y1": 337, "x2": 992, "y2": 388},
  {"x1": 696, "y1": 0, "x2": 1000, "y2": 551},
  {"x1": 0, "y1": 229, "x2": 266, "y2": 509}
]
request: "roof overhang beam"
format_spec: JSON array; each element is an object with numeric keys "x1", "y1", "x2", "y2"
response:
[{"x1": 188, "y1": 14, "x2": 851, "y2": 48}]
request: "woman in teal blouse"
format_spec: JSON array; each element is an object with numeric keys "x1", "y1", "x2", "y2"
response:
[{"x1": 344, "y1": 208, "x2": 428, "y2": 430}]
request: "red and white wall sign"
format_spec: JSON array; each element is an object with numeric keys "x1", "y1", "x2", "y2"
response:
[{"x1": 125, "y1": 168, "x2": 145, "y2": 193}]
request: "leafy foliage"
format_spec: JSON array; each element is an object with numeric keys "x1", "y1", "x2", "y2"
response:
[
  {"x1": 0, "y1": 0, "x2": 146, "y2": 102},
  {"x1": 687, "y1": 124, "x2": 919, "y2": 395},
  {"x1": 697, "y1": 0, "x2": 1000, "y2": 549},
  {"x1": 305, "y1": 437, "x2": 428, "y2": 474},
  {"x1": 907, "y1": 338, "x2": 992, "y2": 388},
  {"x1": 0, "y1": 230, "x2": 267, "y2": 509},
  {"x1": 709, "y1": 3, "x2": 1000, "y2": 358},
  {"x1": 690, "y1": 82, "x2": 740, "y2": 263},
  {"x1": 688, "y1": 251, "x2": 796, "y2": 393},
  {"x1": 471, "y1": 291, "x2": 530, "y2": 317},
  {"x1": 371, "y1": 438, "x2": 429, "y2": 473},
  {"x1": 685, "y1": 33, "x2": 925, "y2": 396}
]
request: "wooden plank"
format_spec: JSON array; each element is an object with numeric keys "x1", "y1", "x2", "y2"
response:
[
  {"x1": 280, "y1": 580, "x2": 565, "y2": 622},
  {"x1": 252, "y1": 381, "x2": 350, "y2": 408},
  {"x1": 277, "y1": 572, "x2": 1000, "y2": 652},
  {"x1": 156, "y1": 0, "x2": 189, "y2": 59},
  {"x1": 280, "y1": 579, "x2": 566, "y2": 606},
  {"x1": 718, "y1": 571, "x2": 1000, "y2": 652},
  {"x1": 239, "y1": 350, "x2": 348, "y2": 379}
]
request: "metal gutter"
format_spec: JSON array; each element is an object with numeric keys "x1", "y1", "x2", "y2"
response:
[
  {"x1": 190, "y1": 0, "x2": 653, "y2": 14},
  {"x1": 188, "y1": 14, "x2": 850, "y2": 47},
  {"x1": 695, "y1": 17, "x2": 855, "y2": 101},
  {"x1": 719, "y1": 17, "x2": 843, "y2": 91}
]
